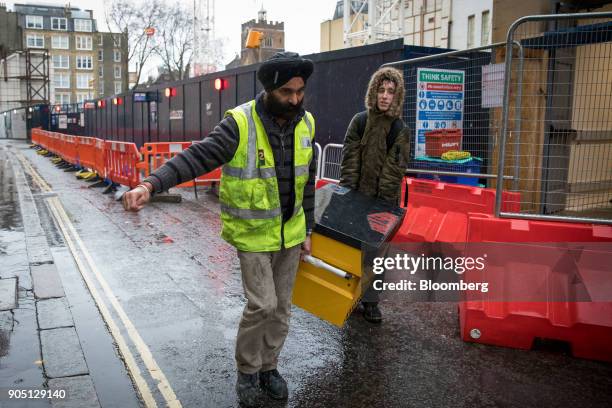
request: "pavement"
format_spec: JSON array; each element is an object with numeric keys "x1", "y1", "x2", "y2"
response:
[{"x1": 0, "y1": 138, "x2": 611, "y2": 408}]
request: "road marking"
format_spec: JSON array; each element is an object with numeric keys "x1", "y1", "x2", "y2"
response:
[{"x1": 16, "y1": 153, "x2": 182, "y2": 408}]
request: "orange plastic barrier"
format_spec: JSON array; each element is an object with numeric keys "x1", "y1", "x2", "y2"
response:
[
  {"x1": 55, "y1": 133, "x2": 66, "y2": 160},
  {"x1": 31, "y1": 128, "x2": 42, "y2": 145},
  {"x1": 93, "y1": 138, "x2": 106, "y2": 178},
  {"x1": 139, "y1": 142, "x2": 221, "y2": 188},
  {"x1": 76, "y1": 137, "x2": 97, "y2": 171},
  {"x1": 62, "y1": 134, "x2": 79, "y2": 165},
  {"x1": 48, "y1": 132, "x2": 59, "y2": 154},
  {"x1": 104, "y1": 141, "x2": 141, "y2": 188}
]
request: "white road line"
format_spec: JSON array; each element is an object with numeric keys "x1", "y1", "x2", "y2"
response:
[{"x1": 17, "y1": 153, "x2": 182, "y2": 408}]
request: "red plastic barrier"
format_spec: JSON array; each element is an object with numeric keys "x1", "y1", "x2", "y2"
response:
[
  {"x1": 393, "y1": 178, "x2": 521, "y2": 243},
  {"x1": 460, "y1": 214, "x2": 612, "y2": 362},
  {"x1": 104, "y1": 141, "x2": 141, "y2": 188},
  {"x1": 76, "y1": 137, "x2": 97, "y2": 170},
  {"x1": 400, "y1": 177, "x2": 520, "y2": 213}
]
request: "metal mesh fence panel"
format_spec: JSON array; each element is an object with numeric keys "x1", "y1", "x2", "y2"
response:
[{"x1": 498, "y1": 12, "x2": 612, "y2": 224}]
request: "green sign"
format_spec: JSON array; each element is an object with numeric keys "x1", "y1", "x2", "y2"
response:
[{"x1": 418, "y1": 70, "x2": 464, "y2": 84}]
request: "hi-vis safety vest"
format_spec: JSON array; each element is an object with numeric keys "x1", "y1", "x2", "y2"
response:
[{"x1": 220, "y1": 100, "x2": 315, "y2": 252}]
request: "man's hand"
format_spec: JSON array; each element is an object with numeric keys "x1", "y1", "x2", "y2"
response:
[
  {"x1": 122, "y1": 182, "x2": 153, "y2": 212},
  {"x1": 301, "y1": 235, "x2": 311, "y2": 260}
]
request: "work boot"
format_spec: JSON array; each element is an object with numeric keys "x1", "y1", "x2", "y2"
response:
[
  {"x1": 362, "y1": 302, "x2": 382, "y2": 323},
  {"x1": 259, "y1": 369, "x2": 288, "y2": 400},
  {"x1": 236, "y1": 371, "x2": 260, "y2": 407}
]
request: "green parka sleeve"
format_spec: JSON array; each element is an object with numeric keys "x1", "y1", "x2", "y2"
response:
[
  {"x1": 377, "y1": 127, "x2": 411, "y2": 204},
  {"x1": 338, "y1": 113, "x2": 363, "y2": 189}
]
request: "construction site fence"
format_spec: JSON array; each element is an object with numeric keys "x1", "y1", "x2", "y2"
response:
[{"x1": 377, "y1": 11, "x2": 612, "y2": 226}]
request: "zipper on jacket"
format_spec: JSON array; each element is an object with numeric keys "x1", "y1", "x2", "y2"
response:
[{"x1": 280, "y1": 131, "x2": 286, "y2": 169}]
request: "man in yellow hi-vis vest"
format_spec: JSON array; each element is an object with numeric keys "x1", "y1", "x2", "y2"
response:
[{"x1": 123, "y1": 52, "x2": 315, "y2": 407}]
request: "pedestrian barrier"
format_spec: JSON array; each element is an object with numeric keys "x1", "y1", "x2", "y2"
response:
[
  {"x1": 460, "y1": 214, "x2": 612, "y2": 362},
  {"x1": 93, "y1": 138, "x2": 106, "y2": 179},
  {"x1": 31, "y1": 128, "x2": 42, "y2": 146},
  {"x1": 314, "y1": 142, "x2": 322, "y2": 180},
  {"x1": 400, "y1": 177, "x2": 521, "y2": 213},
  {"x1": 47, "y1": 132, "x2": 59, "y2": 155},
  {"x1": 32, "y1": 131, "x2": 229, "y2": 190},
  {"x1": 392, "y1": 178, "x2": 521, "y2": 243},
  {"x1": 61, "y1": 134, "x2": 79, "y2": 166},
  {"x1": 139, "y1": 142, "x2": 191, "y2": 186},
  {"x1": 320, "y1": 143, "x2": 343, "y2": 181},
  {"x1": 76, "y1": 137, "x2": 95, "y2": 170},
  {"x1": 139, "y1": 142, "x2": 221, "y2": 189},
  {"x1": 104, "y1": 141, "x2": 142, "y2": 189}
]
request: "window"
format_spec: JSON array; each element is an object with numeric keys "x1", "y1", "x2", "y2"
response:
[
  {"x1": 467, "y1": 15, "x2": 475, "y2": 49},
  {"x1": 51, "y1": 35, "x2": 69, "y2": 49},
  {"x1": 113, "y1": 50, "x2": 121, "y2": 62},
  {"x1": 98, "y1": 65, "x2": 103, "y2": 77},
  {"x1": 98, "y1": 35, "x2": 104, "y2": 46},
  {"x1": 26, "y1": 15, "x2": 43, "y2": 29},
  {"x1": 51, "y1": 17, "x2": 67, "y2": 30},
  {"x1": 76, "y1": 93, "x2": 89, "y2": 103},
  {"x1": 99, "y1": 81, "x2": 104, "y2": 95},
  {"x1": 98, "y1": 50, "x2": 103, "y2": 61},
  {"x1": 52, "y1": 54, "x2": 69, "y2": 69},
  {"x1": 76, "y1": 73, "x2": 93, "y2": 89},
  {"x1": 114, "y1": 66, "x2": 121, "y2": 79},
  {"x1": 481, "y1": 10, "x2": 490, "y2": 46},
  {"x1": 53, "y1": 73, "x2": 70, "y2": 88},
  {"x1": 55, "y1": 93, "x2": 71, "y2": 104},
  {"x1": 76, "y1": 55, "x2": 93, "y2": 69},
  {"x1": 114, "y1": 81, "x2": 122, "y2": 94},
  {"x1": 113, "y1": 35, "x2": 121, "y2": 47},
  {"x1": 74, "y1": 19, "x2": 92, "y2": 32},
  {"x1": 263, "y1": 37, "x2": 272, "y2": 48},
  {"x1": 26, "y1": 34, "x2": 44, "y2": 48},
  {"x1": 76, "y1": 36, "x2": 92, "y2": 50}
]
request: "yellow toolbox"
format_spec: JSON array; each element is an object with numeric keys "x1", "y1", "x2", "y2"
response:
[{"x1": 292, "y1": 184, "x2": 406, "y2": 327}]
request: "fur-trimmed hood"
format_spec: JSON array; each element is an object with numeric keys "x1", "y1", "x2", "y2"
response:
[{"x1": 365, "y1": 67, "x2": 405, "y2": 118}]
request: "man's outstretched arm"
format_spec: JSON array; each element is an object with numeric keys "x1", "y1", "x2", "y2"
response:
[
  {"x1": 123, "y1": 117, "x2": 239, "y2": 211},
  {"x1": 145, "y1": 117, "x2": 239, "y2": 194}
]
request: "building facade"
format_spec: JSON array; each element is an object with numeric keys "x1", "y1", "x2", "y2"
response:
[
  {"x1": 0, "y1": 3, "x2": 22, "y2": 57},
  {"x1": 321, "y1": 0, "x2": 451, "y2": 52},
  {"x1": 449, "y1": 0, "x2": 492, "y2": 49},
  {"x1": 6, "y1": 3, "x2": 128, "y2": 106}
]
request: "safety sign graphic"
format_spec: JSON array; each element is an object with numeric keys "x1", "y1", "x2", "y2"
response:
[{"x1": 415, "y1": 68, "x2": 465, "y2": 157}]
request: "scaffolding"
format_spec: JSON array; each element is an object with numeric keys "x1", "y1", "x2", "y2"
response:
[{"x1": 0, "y1": 48, "x2": 50, "y2": 111}]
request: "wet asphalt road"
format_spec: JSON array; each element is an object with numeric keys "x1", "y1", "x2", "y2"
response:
[{"x1": 2, "y1": 139, "x2": 612, "y2": 408}]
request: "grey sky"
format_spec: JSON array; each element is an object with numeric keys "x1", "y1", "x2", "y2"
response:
[{"x1": 8, "y1": 0, "x2": 337, "y2": 77}]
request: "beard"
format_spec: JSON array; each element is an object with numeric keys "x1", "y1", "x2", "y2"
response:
[{"x1": 264, "y1": 92, "x2": 303, "y2": 121}]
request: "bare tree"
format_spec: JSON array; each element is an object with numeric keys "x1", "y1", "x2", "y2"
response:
[
  {"x1": 105, "y1": 0, "x2": 162, "y2": 89},
  {"x1": 154, "y1": 2, "x2": 194, "y2": 82}
]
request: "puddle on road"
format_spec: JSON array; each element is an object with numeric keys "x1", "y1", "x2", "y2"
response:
[{"x1": 0, "y1": 150, "x2": 20, "y2": 231}]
